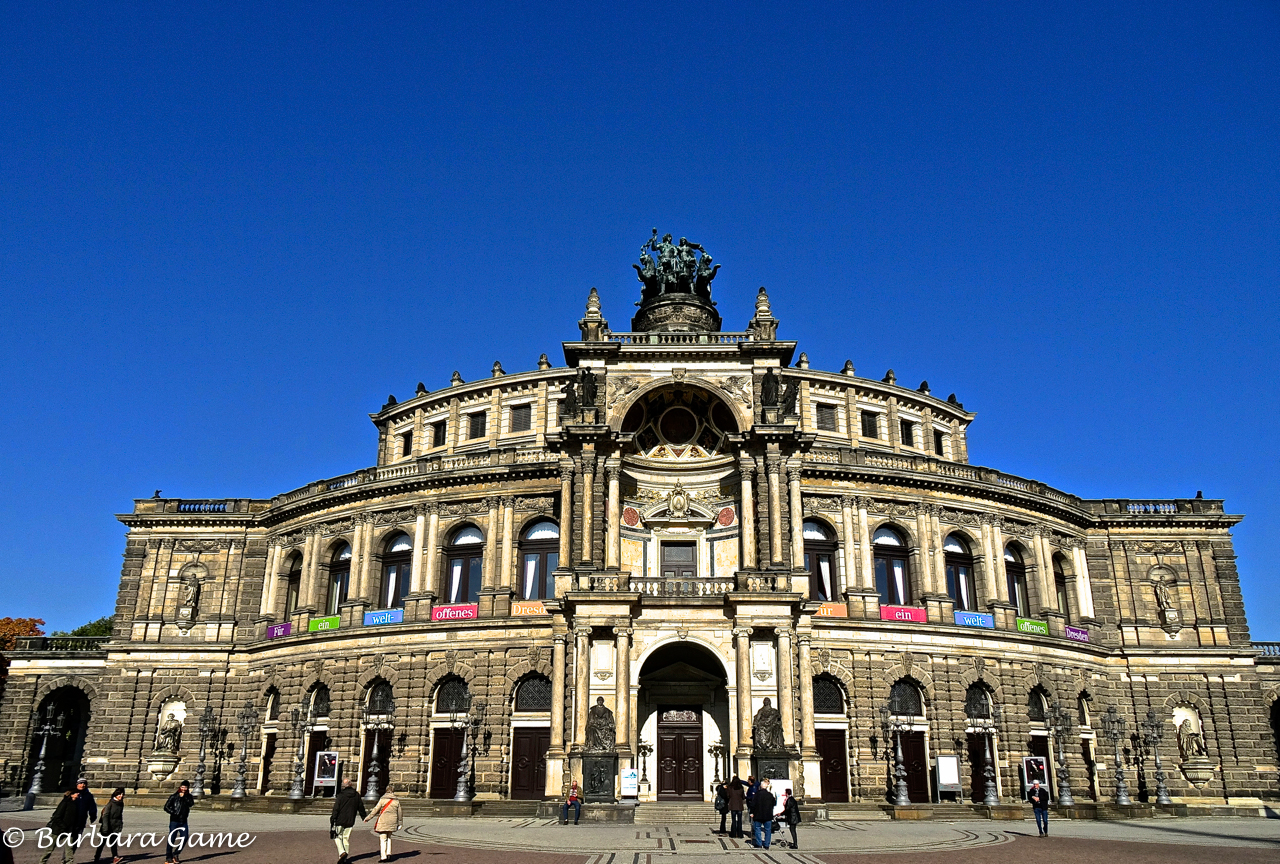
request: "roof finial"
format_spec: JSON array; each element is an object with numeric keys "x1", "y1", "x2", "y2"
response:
[
  {"x1": 578, "y1": 287, "x2": 608, "y2": 341},
  {"x1": 842, "y1": 360, "x2": 856, "y2": 376},
  {"x1": 748, "y1": 286, "x2": 779, "y2": 341},
  {"x1": 537, "y1": 353, "x2": 552, "y2": 371},
  {"x1": 882, "y1": 369, "x2": 896, "y2": 385},
  {"x1": 450, "y1": 371, "x2": 464, "y2": 386}
]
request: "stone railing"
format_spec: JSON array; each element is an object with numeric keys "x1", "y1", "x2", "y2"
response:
[
  {"x1": 632, "y1": 577, "x2": 735, "y2": 597},
  {"x1": 606, "y1": 331, "x2": 752, "y2": 345},
  {"x1": 177, "y1": 501, "x2": 227, "y2": 513},
  {"x1": 740, "y1": 573, "x2": 783, "y2": 592},
  {"x1": 1254, "y1": 642, "x2": 1280, "y2": 657},
  {"x1": 1082, "y1": 499, "x2": 1226, "y2": 516},
  {"x1": 11, "y1": 636, "x2": 108, "y2": 652}
]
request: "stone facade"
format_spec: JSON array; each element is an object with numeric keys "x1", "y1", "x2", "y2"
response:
[{"x1": 3, "y1": 267, "x2": 1278, "y2": 807}]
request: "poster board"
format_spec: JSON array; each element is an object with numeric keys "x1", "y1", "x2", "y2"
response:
[
  {"x1": 620, "y1": 768, "x2": 639, "y2": 798},
  {"x1": 314, "y1": 751, "x2": 339, "y2": 789},
  {"x1": 770, "y1": 778, "x2": 791, "y2": 816},
  {"x1": 935, "y1": 754, "x2": 962, "y2": 792},
  {"x1": 1022, "y1": 756, "x2": 1048, "y2": 795}
]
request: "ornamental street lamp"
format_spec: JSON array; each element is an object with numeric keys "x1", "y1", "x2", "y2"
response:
[
  {"x1": 637, "y1": 742, "x2": 652, "y2": 785},
  {"x1": 1100, "y1": 705, "x2": 1132, "y2": 805},
  {"x1": 708, "y1": 742, "x2": 726, "y2": 784},
  {"x1": 24, "y1": 709, "x2": 65, "y2": 810},
  {"x1": 1046, "y1": 699, "x2": 1075, "y2": 807},
  {"x1": 1141, "y1": 709, "x2": 1172, "y2": 805},
  {"x1": 287, "y1": 705, "x2": 310, "y2": 801},
  {"x1": 363, "y1": 698, "x2": 396, "y2": 803},
  {"x1": 231, "y1": 700, "x2": 259, "y2": 799},
  {"x1": 981, "y1": 701, "x2": 1003, "y2": 806},
  {"x1": 192, "y1": 705, "x2": 217, "y2": 798},
  {"x1": 878, "y1": 703, "x2": 910, "y2": 806}
]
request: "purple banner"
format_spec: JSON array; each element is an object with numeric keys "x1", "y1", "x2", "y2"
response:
[
  {"x1": 1065, "y1": 625, "x2": 1089, "y2": 643},
  {"x1": 266, "y1": 622, "x2": 292, "y2": 639}
]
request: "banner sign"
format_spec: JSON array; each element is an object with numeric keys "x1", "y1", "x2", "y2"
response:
[
  {"x1": 266, "y1": 622, "x2": 292, "y2": 639},
  {"x1": 431, "y1": 603, "x2": 478, "y2": 622},
  {"x1": 307, "y1": 615, "x2": 340, "y2": 633},
  {"x1": 620, "y1": 768, "x2": 639, "y2": 797},
  {"x1": 935, "y1": 754, "x2": 962, "y2": 792},
  {"x1": 313, "y1": 751, "x2": 339, "y2": 789},
  {"x1": 954, "y1": 610, "x2": 995, "y2": 629},
  {"x1": 1065, "y1": 625, "x2": 1090, "y2": 643},
  {"x1": 815, "y1": 602, "x2": 847, "y2": 618},
  {"x1": 1016, "y1": 617, "x2": 1049, "y2": 636},
  {"x1": 511, "y1": 600, "x2": 548, "y2": 616},
  {"x1": 880, "y1": 605, "x2": 927, "y2": 623},
  {"x1": 364, "y1": 608, "x2": 404, "y2": 627}
]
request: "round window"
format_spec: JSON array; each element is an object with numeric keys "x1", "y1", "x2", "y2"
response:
[{"x1": 659, "y1": 407, "x2": 698, "y2": 445}]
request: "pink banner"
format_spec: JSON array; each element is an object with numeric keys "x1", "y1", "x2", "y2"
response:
[
  {"x1": 431, "y1": 603, "x2": 478, "y2": 622},
  {"x1": 879, "y1": 604, "x2": 927, "y2": 623}
]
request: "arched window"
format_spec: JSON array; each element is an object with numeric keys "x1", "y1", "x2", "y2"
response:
[
  {"x1": 380, "y1": 533, "x2": 413, "y2": 610},
  {"x1": 284, "y1": 553, "x2": 303, "y2": 618},
  {"x1": 328, "y1": 543, "x2": 352, "y2": 616},
  {"x1": 964, "y1": 683, "x2": 992, "y2": 720},
  {"x1": 944, "y1": 533, "x2": 977, "y2": 611},
  {"x1": 1027, "y1": 687, "x2": 1048, "y2": 723},
  {"x1": 367, "y1": 681, "x2": 394, "y2": 716},
  {"x1": 813, "y1": 676, "x2": 846, "y2": 715},
  {"x1": 514, "y1": 675, "x2": 552, "y2": 712},
  {"x1": 444, "y1": 526, "x2": 484, "y2": 605},
  {"x1": 802, "y1": 520, "x2": 837, "y2": 602},
  {"x1": 873, "y1": 526, "x2": 911, "y2": 606},
  {"x1": 1053, "y1": 555, "x2": 1071, "y2": 624},
  {"x1": 889, "y1": 680, "x2": 923, "y2": 717},
  {"x1": 265, "y1": 687, "x2": 281, "y2": 722},
  {"x1": 435, "y1": 676, "x2": 471, "y2": 714},
  {"x1": 1005, "y1": 544, "x2": 1030, "y2": 617},
  {"x1": 309, "y1": 683, "x2": 331, "y2": 718},
  {"x1": 519, "y1": 521, "x2": 559, "y2": 601}
]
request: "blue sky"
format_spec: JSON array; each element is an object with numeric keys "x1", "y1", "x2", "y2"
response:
[{"x1": 1, "y1": 3, "x2": 1277, "y2": 636}]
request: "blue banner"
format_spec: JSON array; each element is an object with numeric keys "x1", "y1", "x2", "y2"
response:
[
  {"x1": 953, "y1": 610, "x2": 995, "y2": 629},
  {"x1": 364, "y1": 608, "x2": 404, "y2": 627}
]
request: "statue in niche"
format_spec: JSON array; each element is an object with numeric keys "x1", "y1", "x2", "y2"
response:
[
  {"x1": 585, "y1": 696, "x2": 616, "y2": 752},
  {"x1": 760, "y1": 369, "x2": 780, "y2": 408},
  {"x1": 578, "y1": 368, "x2": 598, "y2": 408},
  {"x1": 780, "y1": 380, "x2": 799, "y2": 416},
  {"x1": 156, "y1": 712, "x2": 183, "y2": 754},
  {"x1": 1154, "y1": 579, "x2": 1175, "y2": 612},
  {"x1": 181, "y1": 573, "x2": 200, "y2": 609},
  {"x1": 561, "y1": 379, "x2": 579, "y2": 421},
  {"x1": 1176, "y1": 718, "x2": 1208, "y2": 760},
  {"x1": 752, "y1": 697, "x2": 786, "y2": 752}
]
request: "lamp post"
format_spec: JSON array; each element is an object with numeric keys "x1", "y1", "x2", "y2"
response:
[
  {"x1": 363, "y1": 698, "x2": 395, "y2": 803},
  {"x1": 977, "y1": 701, "x2": 1002, "y2": 806},
  {"x1": 1140, "y1": 709, "x2": 1172, "y2": 805},
  {"x1": 231, "y1": 700, "x2": 259, "y2": 799},
  {"x1": 192, "y1": 706, "x2": 216, "y2": 798},
  {"x1": 708, "y1": 742, "x2": 726, "y2": 784},
  {"x1": 287, "y1": 705, "x2": 310, "y2": 800},
  {"x1": 1047, "y1": 700, "x2": 1075, "y2": 807},
  {"x1": 1100, "y1": 705, "x2": 1131, "y2": 805},
  {"x1": 637, "y1": 742, "x2": 652, "y2": 785},
  {"x1": 879, "y1": 703, "x2": 910, "y2": 806},
  {"x1": 24, "y1": 709, "x2": 64, "y2": 810}
]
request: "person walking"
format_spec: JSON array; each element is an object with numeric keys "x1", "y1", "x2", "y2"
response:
[
  {"x1": 726, "y1": 776, "x2": 746, "y2": 839},
  {"x1": 39, "y1": 779, "x2": 96, "y2": 864},
  {"x1": 560, "y1": 781, "x2": 582, "y2": 825},
  {"x1": 366, "y1": 783, "x2": 402, "y2": 862},
  {"x1": 330, "y1": 777, "x2": 367, "y2": 863},
  {"x1": 781, "y1": 788, "x2": 801, "y2": 850},
  {"x1": 749, "y1": 778, "x2": 776, "y2": 850},
  {"x1": 1028, "y1": 779, "x2": 1050, "y2": 836},
  {"x1": 162, "y1": 780, "x2": 194, "y2": 864},
  {"x1": 713, "y1": 780, "x2": 728, "y2": 834},
  {"x1": 92, "y1": 788, "x2": 125, "y2": 864}
]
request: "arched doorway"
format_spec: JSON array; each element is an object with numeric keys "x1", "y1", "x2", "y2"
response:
[
  {"x1": 636, "y1": 642, "x2": 730, "y2": 801},
  {"x1": 27, "y1": 686, "x2": 91, "y2": 793}
]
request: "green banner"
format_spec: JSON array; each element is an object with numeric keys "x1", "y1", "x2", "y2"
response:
[
  {"x1": 1016, "y1": 617, "x2": 1048, "y2": 636},
  {"x1": 308, "y1": 615, "x2": 341, "y2": 632}
]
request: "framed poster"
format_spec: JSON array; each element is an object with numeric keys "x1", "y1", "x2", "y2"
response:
[
  {"x1": 314, "y1": 751, "x2": 340, "y2": 789},
  {"x1": 1022, "y1": 756, "x2": 1048, "y2": 792},
  {"x1": 620, "y1": 768, "x2": 639, "y2": 798},
  {"x1": 935, "y1": 754, "x2": 962, "y2": 792}
]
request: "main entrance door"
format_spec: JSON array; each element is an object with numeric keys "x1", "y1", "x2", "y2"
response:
[
  {"x1": 656, "y1": 708, "x2": 703, "y2": 800},
  {"x1": 510, "y1": 727, "x2": 550, "y2": 799},
  {"x1": 900, "y1": 731, "x2": 930, "y2": 803},
  {"x1": 815, "y1": 729, "x2": 849, "y2": 802},
  {"x1": 967, "y1": 733, "x2": 990, "y2": 802},
  {"x1": 429, "y1": 728, "x2": 465, "y2": 798}
]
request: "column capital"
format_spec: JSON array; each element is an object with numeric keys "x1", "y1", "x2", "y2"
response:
[
  {"x1": 484, "y1": 495, "x2": 501, "y2": 511},
  {"x1": 732, "y1": 626, "x2": 754, "y2": 639},
  {"x1": 786, "y1": 466, "x2": 803, "y2": 484},
  {"x1": 840, "y1": 495, "x2": 856, "y2": 510},
  {"x1": 855, "y1": 495, "x2": 874, "y2": 510},
  {"x1": 580, "y1": 454, "x2": 598, "y2": 474},
  {"x1": 605, "y1": 465, "x2": 622, "y2": 483},
  {"x1": 765, "y1": 455, "x2": 784, "y2": 475},
  {"x1": 501, "y1": 495, "x2": 517, "y2": 508},
  {"x1": 612, "y1": 626, "x2": 633, "y2": 638},
  {"x1": 559, "y1": 462, "x2": 575, "y2": 483},
  {"x1": 553, "y1": 633, "x2": 569, "y2": 646},
  {"x1": 739, "y1": 459, "x2": 757, "y2": 480},
  {"x1": 573, "y1": 626, "x2": 593, "y2": 639},
  {"x1": 797, "y1": 634, "x2": 812, "y2": 648}
]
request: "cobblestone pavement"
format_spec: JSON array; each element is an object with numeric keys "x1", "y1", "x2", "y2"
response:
[{"x1": 1, "y1": 808, "x2": 1277, "y2": 864}]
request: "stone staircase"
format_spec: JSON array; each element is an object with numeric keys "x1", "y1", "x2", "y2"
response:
[{"x1": 634, "y1": 802, "x2": 720, "y2": 824}]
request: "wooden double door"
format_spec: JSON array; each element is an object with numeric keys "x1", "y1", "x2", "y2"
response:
[
  {"x1": 656, "y1": 708, "x2": 703, "y2": 800},
  {"x1": 897, "y1": 731, "x2": 930, "y2": 803},
  {"x1": 429, "y1": 728, "x2": 465, "y2": 799},
  {"x1": 815, "y1": 729, "x2": 849, "y2": 802},
  {"x1": 510, "y1": 727, "x2": 550, "y2": 799}
]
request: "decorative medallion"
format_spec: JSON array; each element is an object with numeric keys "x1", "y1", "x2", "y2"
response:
[
  {"x1": 717, "y1": 507, "x2": 735, "y2": 527},
  {"x1": 623, "y1": 507, "x2": 641, "y2": 527},
  {"x1": 667, "y1": 483, "x2": 690, "y2": 519}
]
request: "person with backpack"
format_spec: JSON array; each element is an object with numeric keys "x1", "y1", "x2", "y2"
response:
[
  {"x1": 726, "y1": 776, "x2": 746, "y2": 839},
  {"x1": 330, "y1": 777, "x2": 367, "y2": 863},
  {"x1": 1028, "y1": 779, "x2": 1051, "y2": 836},
  {"x1": 92, "y1": 787, "x2": 126, "y2": 863},
  {"x1": 713, "y1": 780, "x2": 729, "y2": 834},
  {"x1": 162, "y1": 780, "x2": 194, "y2": 864},
  {"x1": 366, "y1": 783, "x2": 402, "y2": 862},
  {"x1": 781, "y1": 788, "x2": 801, "y2": 850},
  {"x1": 749, "y1": 778, "x2": 776, "y2": 850},
  {"x1": 39, "y1": 779, "x2": 96, "y2": 864}
]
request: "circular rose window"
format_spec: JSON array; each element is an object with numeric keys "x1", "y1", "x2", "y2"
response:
[{"x1": 659, "y1": 407, "x2": 698, "y2": 445}]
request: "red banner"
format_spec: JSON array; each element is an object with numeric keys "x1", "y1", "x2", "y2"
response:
[
  {"x1": 431, "y1": 603, "x2": 478, "y2": 622},
  {"x1": 879, "y1": 605, "x2": 927, "y2": 623}
]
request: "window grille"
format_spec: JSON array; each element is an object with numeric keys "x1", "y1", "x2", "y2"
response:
[
  {"x1": 861, "y1": 411, "x2": 880, "y2": 439},
  {"x1": 368, "y1": 681, "x2": 394, "y2": 715},
  {"x1": 310, "y1": 685, "x2": 331, "y2": 717},
  {"x1": 436, "y1": 677, "x2": 470, "y2": 713},
  {"x1": 469, "y1": 412, "x2": 487, "y2": 439},
  {"x1": 1027, "y1": 687, "x2": 1048, "y2": 723},
  {"x1": 813, "y1": 677, "x2": 845, "y2": 714},
  {"x1": 889, "y1": 680, "x2": 922, "y2": 716},
  {"x1": 964, "y1": 684, "x2": 991, "y2": 719},
  {"x1": 816, "y1": 404, "x2": 838, "y2": 432},
  {"x1": 514, "y1": 675, "x2": 552, "y2": 712}
]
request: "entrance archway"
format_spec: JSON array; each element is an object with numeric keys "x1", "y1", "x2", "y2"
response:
[
  {"x1": 27, "y1": 686, "x2": 91, "y2": 793},
  {"x1": 637, "y1": 641, "x2": 730, "y2": 801}
]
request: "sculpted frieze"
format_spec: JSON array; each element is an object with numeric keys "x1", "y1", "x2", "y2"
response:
[
  {"x1": 938, "y1": 508, "x2": 982, "y2": 526},
  {"x1": 712, "y1": 375, "x2": 753, "y2": 408},
  {"x1": 438, "y1": 501, "x2": 490, "y2": 517},
  {"x1": 174, "y1": 539, "x2": 228, "y2": 553},
  {"x1": 606, "y1": 375, "x2": 641, "y2": 411},
  {"x1": 516, "y1": 496, "x2": 556, "y2": 512}
]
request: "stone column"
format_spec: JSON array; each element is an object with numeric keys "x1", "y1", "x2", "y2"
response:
[
  {"x1": 797, "y1": 637, "x2": 817, "y2": 754},
  {"x1": 776, "y1": 628, "x2": 797, "y2": 747},
  {"x1": 500, "y1": 496, "x2": 515, "y2": 589},
  {"x1": 733, "y1": 627, "x2": 754, "y2": 774},
  {"x1": 301, "y1": 529, "x2": 320, "y2": 609},
  {"x1": 914, "y1": 506, "x2": 933, "y2": 596},
  {"x1": 550, "y1": 634, "x2": 568, "y2": 749},
  {"x1": 409, "y1": 510, "x2": 427, "y2": 593},
  {"x1": 613, "y1": 627, "x2": 632, "y2": 757},
  {"x1": 358, "y1": 515, "x2": 375, "y2": 603},
  {"x1": 858, "y1": 497, "x2": 874, "y2": 590},
  {"x1": 787, "y1": 465, "x2": 805, "y2": 574},
  {"x1": 979, "y1": 515, "x2": 998, "y2": 604},
  {"x1": 484, "y1": 497, "x2": 499, "y2": 588},
  {"x1": 605, "y1": 465, "x2": 621, "y2": 570},
  {"x1": 1072, "y1": 542, "x2": 1095, "y2": 618},
  {"x1": 260, "y1": 543, "x2": 282, "y2": 616},
  {"x1": 558, "y1": 464, "x2": 574, "y2": 567},
  {"x1": 930, "y1": 506, "x2": 946, "y2": 594},
  {"x1": 425, "y1": 505, "x2": 440, "y2": 598},
  {"x1": 1032, "y1": 526, "x2": 1051, "y2": 611},
  {"x1": 740, "y1": 460, "x2": 758, "y2": 569},
  {"x1": 991, "y1": 518, "x2": 1007, "y2": 599},
  {"x1": 580, "y1": 455, "x2": 597, "y2": 566},
  {"x1": 573, "y1": 627, "x2": 591, "y2": 749},
  {"x1": 840, "y1": 496, "x2": 857, "y2": 597},
  {"x1": 766, "y1": 456, "x2": 784, "y2": 565}
]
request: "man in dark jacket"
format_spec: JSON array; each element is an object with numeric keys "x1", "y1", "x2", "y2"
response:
[
  {"x1": 749, "y1": 778, "x2": 776, "y2": 850},
  {"x1": 39, "y1": 779, "x2": 96, "y2": 864},
  {"x1": 781, "y1": 788, "x2": 802, "y2": 850},
  {"x1": 1028, "y1": 779, "x2": 1050, "y2": 836},
  {"x1": 163, "y1": 780, "x2": 194, "y2": 864},
  {"x1": 330, "y1": 778, "x2": 367, "y2": 863},
  {"x1": 93, "y1": 787, "x2": 126, "y2": 863}
]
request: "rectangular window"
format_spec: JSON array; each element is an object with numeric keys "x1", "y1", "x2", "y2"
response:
[
  {"x1": 861, "y1": 411, "x2": 880, "y2": 439},
  {"x1": 660, "y1": 542, "x2": 697, "y2": 580},
  {"x1": 933, "y1": 430, "x2": 945, "y2": 457},
  {"x1": 400, "y1": 431, "x2": 413, "y2": 458},
  {"x1": 816, "y1": 404, "x2": 838, "y2": 432},
  {"x1": 432, "y1": 420, "x2": 448, "y2": 448},
  {"x1": 510, "y1": 404, "x2": 532, "y2": 433},
  {"x1": 468, "y1": 411, "x2": 487, "y2": 440},
  {"x1": 899, "y1": 420, "x2": 915, "y2": 448}
]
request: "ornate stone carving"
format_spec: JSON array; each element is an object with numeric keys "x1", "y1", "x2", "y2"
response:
[
  {"x1": 175, "y1": 539, "x2": 225, "y2": 553},
  {"x1": 717, "y1": 375, "x2": 753, "y2": 408},
  {"x1": 632, "y1": 229, "x2": 719, "y2": 301},
  {"x1": 606, "y1": 376, "x2": 640, "y2": 411}
]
